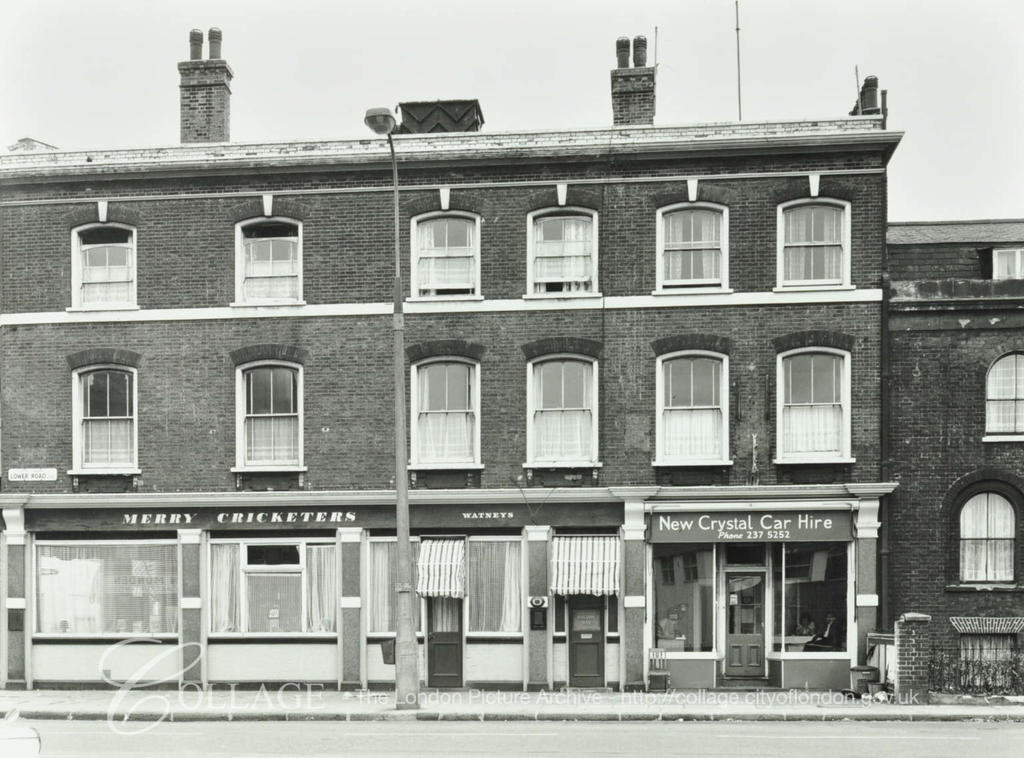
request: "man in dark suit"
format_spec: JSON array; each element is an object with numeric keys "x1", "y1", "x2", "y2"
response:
[{"x1": 803, "y1": 612, "x2": 842, "y2": 651}]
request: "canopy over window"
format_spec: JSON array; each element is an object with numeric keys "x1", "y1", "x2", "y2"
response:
[
  {"x1": 550, "y1": 536, "x2": 619, "y2": 595},
  {"x1": 416, "y1": 539, "x2": 465, "y2": 598}
]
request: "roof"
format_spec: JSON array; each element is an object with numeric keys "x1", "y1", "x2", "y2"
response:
[
  {"x1": 887, "y1": 220, "x2": 1024, "y2": 245},
  {"x1": 0, "y1": 116, "x2": 898, "y2": 182}
]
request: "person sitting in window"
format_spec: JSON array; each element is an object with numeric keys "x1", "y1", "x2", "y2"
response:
[
  {"x1": 803, "y1": 611, "x2": 841, "y2": 651},
  {"x1": 795, "y1": 613, "x2": 817, "y2": 636}
]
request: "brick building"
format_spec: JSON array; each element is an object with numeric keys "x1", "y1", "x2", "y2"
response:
[
  {"x1": 886, "y1": 220, "x2": 1024, "y2": 659},
  {"x1": 0, "y1": 30, "x2": 900, "y2": 691}
]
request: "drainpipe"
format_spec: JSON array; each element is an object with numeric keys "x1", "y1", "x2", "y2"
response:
[{"x1": 879, "y1": 266, "x2": 891, "y2": 630}]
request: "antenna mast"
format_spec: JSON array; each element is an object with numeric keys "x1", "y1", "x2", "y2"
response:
[{"x1": 735, "y1": 1, "x2": 743, "y2": 120}]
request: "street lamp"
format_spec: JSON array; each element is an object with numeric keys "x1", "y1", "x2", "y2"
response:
[{"x1": 364, "y1": 107, "x2": 419, "y2": 710}]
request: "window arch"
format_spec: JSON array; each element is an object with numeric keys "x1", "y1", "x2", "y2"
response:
[
  {"x1": 234, "y1": 218, "x2": 303, "y2": 305},
  {"x1": 71, "y1": 365, "x2": 138, "y2": 472},
  {"x1": 71, "y1": 223, "x2": 137, "y2": 309},
  {"x1": 526, "y1": 355, "x2": 599, "y2": 465},
  {"x1": 526, "y1": 208, "x2": 598, "y2": 296},
  {"x1": 986, "y1": 353, "x2": 1024, "y2": 436},
  {"x1": 777, "y1": 199, "x2": 851, "y2": 288},
  {"x1": 776, "y1": 347, "x2": 852, "y2": 463},
  {"x1": 655, "y1": 351, "x2": 730, "y2": 465},
  {"x1": 655, "y1": 202, "x2": 728, "y2": 291},
  {"x1": 410, "y1": 358, "x2": 480, "y2": 467},
  {"x1": 235, "y1": 361, "x2": 303, "y2": 469},
  {"x1": 410, "y1": 211, "x2": 481, "y2": 299},
  {"x1": 959, "y1": 492, "x2": 1016, "y2": 582}
]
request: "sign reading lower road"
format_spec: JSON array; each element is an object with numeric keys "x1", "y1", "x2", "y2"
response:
[{"x1": 8, "y1": 468, "x2": 57, "y2": 482}]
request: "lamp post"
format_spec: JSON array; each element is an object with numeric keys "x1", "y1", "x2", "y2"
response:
[{"x1": 364, "y1": 107, "x2": 419, "y2": 710}]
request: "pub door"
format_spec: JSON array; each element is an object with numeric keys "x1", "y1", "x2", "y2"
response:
[
  {"x1": 427, "y1": 597, "x2": 463, "y2": 688},
  {"x1": 568, "y1": 595, "x2": 605, "y2": 687},
  {"x1": 724, "y1": 572, "x2": 765, "y2": 678}
]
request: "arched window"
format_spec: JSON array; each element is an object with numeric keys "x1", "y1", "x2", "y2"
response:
[
  {"x1": 236, "y1": 362, "x2": 302, "y2": 468},
  {"x1": 656, "y1": 352, "x2": 729, "y2": 464},
  {"x1": 527, "y1": 356, "x2": 598, "y2": 465},
  {"x1": 72, "y1": 366, "x2": 138, "y2": 471},
  {"x1": 72, "y1": 223, "x2": 136, "y2": 308},
  {"x1": 959, "y1": 492, "x2": 1016, "y2": 582},
  {"x1": 656, "y1": 204, "x2": 728, "y2": 290},
  {"x1": 777, "y1": 348, "x2": 851, "y2": 462},
  {"x1": 411, "y1": 359, "x2": 479, "y2": 466},
  {"x1": 527, "y1": 208, "x2": 598, "y2": 295},
  {"x1": 986, "y1": 353, "x2": 1024, "y2": 435},
  {"x1": 235, "y1": 218, "x2": 302, "y2": 304},
  {"x1": 411, "y1": 212, "x2": 480, "y2": 298},
  {"x1": 777, "y1": 200, "x2": 850, "y2": 288}
]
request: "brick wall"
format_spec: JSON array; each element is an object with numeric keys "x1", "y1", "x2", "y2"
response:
[{"x1": 894, "y1": 612, "x2": 932, "y2": 704}]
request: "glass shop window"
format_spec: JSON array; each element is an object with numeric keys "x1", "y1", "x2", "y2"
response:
[{"x1": 653, "y1": 543, "x2": 715, "y2": 652}]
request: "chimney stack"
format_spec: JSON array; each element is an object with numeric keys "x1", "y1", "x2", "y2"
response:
[
  {"x1": 850, "y1": 75, "x2": 882, "y2": 116},
  {"x1": 611, "y1": 35, "x2": 656, "y2": 126},
  {"x1": 178, "y1": 28, "x2": 233, "y2": 143}
]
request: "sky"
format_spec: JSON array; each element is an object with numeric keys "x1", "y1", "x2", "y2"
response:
[{"x1": 2, "y1": 0, "x2": 1022, "y2": 222}]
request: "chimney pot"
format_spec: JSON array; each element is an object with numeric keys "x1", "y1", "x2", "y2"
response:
[
  {"x1": 615, "y1": 37, "x2": 630, "y2": 69},
  {"x1": 632, "y1": 35, "x2": 648, "y2": 67},
  {"x1": 189, "y1": 29, "x2": 203, "y2": 60},
  {"x1": 208, "y1": 27, "x2": 223, "y2": 59}
]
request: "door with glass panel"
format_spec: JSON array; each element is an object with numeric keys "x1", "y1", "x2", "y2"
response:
[
  {"x1": 568, "y1": 595, "x2": 604, "y2": 687},
  {"x1": 725, "y1": 572, "x2": 765, "y2": 677},
  {"x1": 427, "y1": 597, "x2": 463, "y2": 688}
]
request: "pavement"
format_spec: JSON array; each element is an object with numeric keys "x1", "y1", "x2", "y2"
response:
[{"x1": 2, "y1": 687, "x2": 1024, "y2": 723}]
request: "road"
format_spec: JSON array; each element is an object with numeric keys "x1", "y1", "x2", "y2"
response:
[{"x1": 25, "y1": 719, "x2": 1024, "y2": 757}]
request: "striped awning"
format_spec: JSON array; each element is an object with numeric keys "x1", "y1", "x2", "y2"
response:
[
  {"x1": 416, "y1": 539, "x2": 465, "y2": 598},
  {"x1": 550, "y1": 536, "x2": 619, "y2": 596}
]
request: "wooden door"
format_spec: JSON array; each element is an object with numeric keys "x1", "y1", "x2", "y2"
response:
[
  {"x1": 568, "y1": 595, "x2": 604, "y2": 687},
  {"x1": 725, "y1": 572, "x2": 765, "y2": 677},
  {"x1": 427, "y1": 597, "x2": 462, "y2": 688}
]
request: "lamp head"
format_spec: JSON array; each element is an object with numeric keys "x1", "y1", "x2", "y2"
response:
[{"x1": 364, "y1": 107, "x2": 397, "y2": 136}]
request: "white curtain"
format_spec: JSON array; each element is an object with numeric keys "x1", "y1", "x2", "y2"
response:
[
  {"x1": 782, "y1": 405, "x2": 841, "y2": 454},
  {"x1": 246, "y1": 416, "x2": 299, "y2": 464},
  {"x1": 534, "y1": 361, "x2": 593, "y2": 461},
  {"x1": 368, "y1": 542, "x2": 421, "y2": 633},
  {"x1": 663, "y1": 408, "x2": 722, "y2": 459},
  {"x1": 994, "y1": 250, "x2": 1022, "y2": 280},
  {"x1": 664, "y1": 210, "x2": 721, "y2": 283},
  {"x1": 83, "y1": 419, "x2": 134, "y2": 465},
  {"x1": 534, "y1": 217, "x2": 593, "y2": 292},
  {"x1": 986, "y1": 354, "x2": 1024, "y2": 433},
  {"x1": 417, "y1": 218, "x2": 475, "y2": 295},
  {"x1": 244, "y1": 238, "x2": 299, "y2": 300},
  {"x1": 783, "y1": 206, "x2": 842, "y2": 282},
  {"x1": 429, "y1": 597, "x2": 461, "y2": 632},
  {"x1": 306, "y1": 545, "x2": 337, "y2": 633},
  {"x1": 82, "y1": 244, "x2": 132, "y2": 304},
  {"x1": 535, "y1": 409, "x2": 592, "y2": 460},
  {"x1": 210, "y1": 543, "x2": 240, "y2": 633},
  {"x1": 467, "y1": 541, "x2": 521, "y2": 633},
  {"x1": 36, "y1": 553, "x2": 103, "y2": 633},
  {"x1": 960, "y1": 493, "x2": 1015, "y2": 581},
  {"x1": 417, "y1": 362, "x2": 474, "y2": 463}
]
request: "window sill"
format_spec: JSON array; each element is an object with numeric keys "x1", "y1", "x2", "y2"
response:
[
  {"x1": 207, "y1": 633, "x2": 337, "y2": 640},
  {"x1": 465, "y1": 632, "x2": 524, "y2": 640},
  {"x1": 522, "y1": 292, "x2": 602, "y2": 301},
  {"x1": 651, "y1": 287, "x2": 732, "y2": 296},
  {"x1": 231, "y1": 465, "x2": 308, "y2": 473},
  {"x1": 945, "y1": 583, "x2": 1023, "y2": 593},
  {"x1": 34, "y1": 634, "x2": 176, "y2": 641},
  {"x1": 66, "y1": 304, "x2": 140, "y2": 313},
  {"x1": 982, "y1": 435, "x2": 1024, "y2": 443},
  {"x1": 652, "y1": 459, "x2": 733, "y2": 467},
  {"x1": 406, "y1": 295, "x2": 483, "y2": 303},
  {"x1": 524, "y1": 461, "x2": 603, "y2": 469},
  {"x1": 773, "y1": 457, "x2": 855, "y2": 466},
  {"x1": 772, "y1": 284, "x2": 855, "y2": 293},
  {"x1": 409, "y1": 462, "x2": 485, "y2": 470},
  {"x1": 772, "y1": 651, "x2": 851, "y2": 660},
  {"x1": 655, "y1": 651, "x2": 719, "y2": 660},
  {"x1": 67, "y1": 468, "x2": 141, "y2": 476},
  {"x1": 229, "y1": 301, "x2": 306, "y2": 308}
]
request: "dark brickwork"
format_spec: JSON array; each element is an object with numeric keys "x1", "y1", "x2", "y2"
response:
[{"x1": 894, "y1": 613, "x2": 932, "y2": 704}]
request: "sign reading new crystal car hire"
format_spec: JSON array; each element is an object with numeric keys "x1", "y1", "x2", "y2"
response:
[{"x1": 649, "y1": 509, "x2": 853, "y2": 543}]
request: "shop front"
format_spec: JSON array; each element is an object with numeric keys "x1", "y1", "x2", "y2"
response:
[{"x1": 646, "y1": 502, "x2": 868, "y2": 690}]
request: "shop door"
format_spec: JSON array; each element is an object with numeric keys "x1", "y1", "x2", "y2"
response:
[
  {"x1": 568, "y1": 596, "x2": 604, "y2": 687},
  {"x1": 427, "y1": 597, "x2": 462, "y2": 688},
  {"x1": 725, "y1": 572, "x2": 765, "y2": 677}
]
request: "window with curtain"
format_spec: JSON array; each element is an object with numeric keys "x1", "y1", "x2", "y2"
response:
[
  {"x1": 77, "y1": 368, "x2": 136, "y2": 468},
  {"x1": 239, "y1": 220, "x2": 300, "y2": 302},
  {"x1": 531, "y1": 214, "x2": 595, "y2": 293},
  {"x1": 662, "y1": 208, "x2": 722, "y2": 287},
  {"x1": 653, "y1": 544, "x2": 715, "y2": 652},
  {"x1": 986, "y1": 354, "x2": 1024, "y2": 434},
  {"x1": 781, "y1": 204, "x2": 844, "y2": 285},
  {"x1": 37, "y1": 543, "x2": 177, "y2": 635},
  {"x1": 780, "y1": 352, "x2": 844, "y2": 458},
  {"x1": 76, "y1": 226, "x2": 135, "y2": 307},
  {"x1": 531, "y1": 358, "x2": 595, "y2": 463},
  {"x1": 367, "y1": 541, "x2": 421, "y2": 633},
  {"x1": 415, "y1": 216, "x2": 477, "y2": 297},
  {"x1": 660, "y1": 354, "x2": 725, "y2": 462},
  {"x1": 993, "y1": 249, "x2": 1024, "y2": 280},
  {"x1": 467, "y1": 541, "x2": 521, "y2": 633},
  {"x1": 959, "y1": 492, "x2": 1015, "y2": 582},
  {"x1": 241, "y1": 364, "x2": 300, "y2": 467},
  {"x1": 414, "y1": 361, "x2": 476, "y2": 465},
  {"x1": 209, "y1": 541, "x2": 336, "y2": 634}
]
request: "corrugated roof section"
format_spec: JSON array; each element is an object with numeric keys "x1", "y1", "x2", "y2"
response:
[
  {"x1": 397, "y1": 100, "x2": 484, "y2": 134},
  {"x1": 887, "y1": 220, "x2": 1024, "y2": 245}
]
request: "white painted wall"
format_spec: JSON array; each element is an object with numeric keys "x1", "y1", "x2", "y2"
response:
[
  {"x1": 33, "y1": 643, "x2": 181, "y2": 683},
  {"x1": 465, "y1": 643, "x2": 523, "y2": 682},
  {"x1": 605, "y1": 642, "x2": 620, "y2": 684},
  {"x1": 206, "y1": 644, "x2": 336, "y2": 682},
  {"x1": 366, "y1": 642, "x2": 426, "y2": 683}
]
